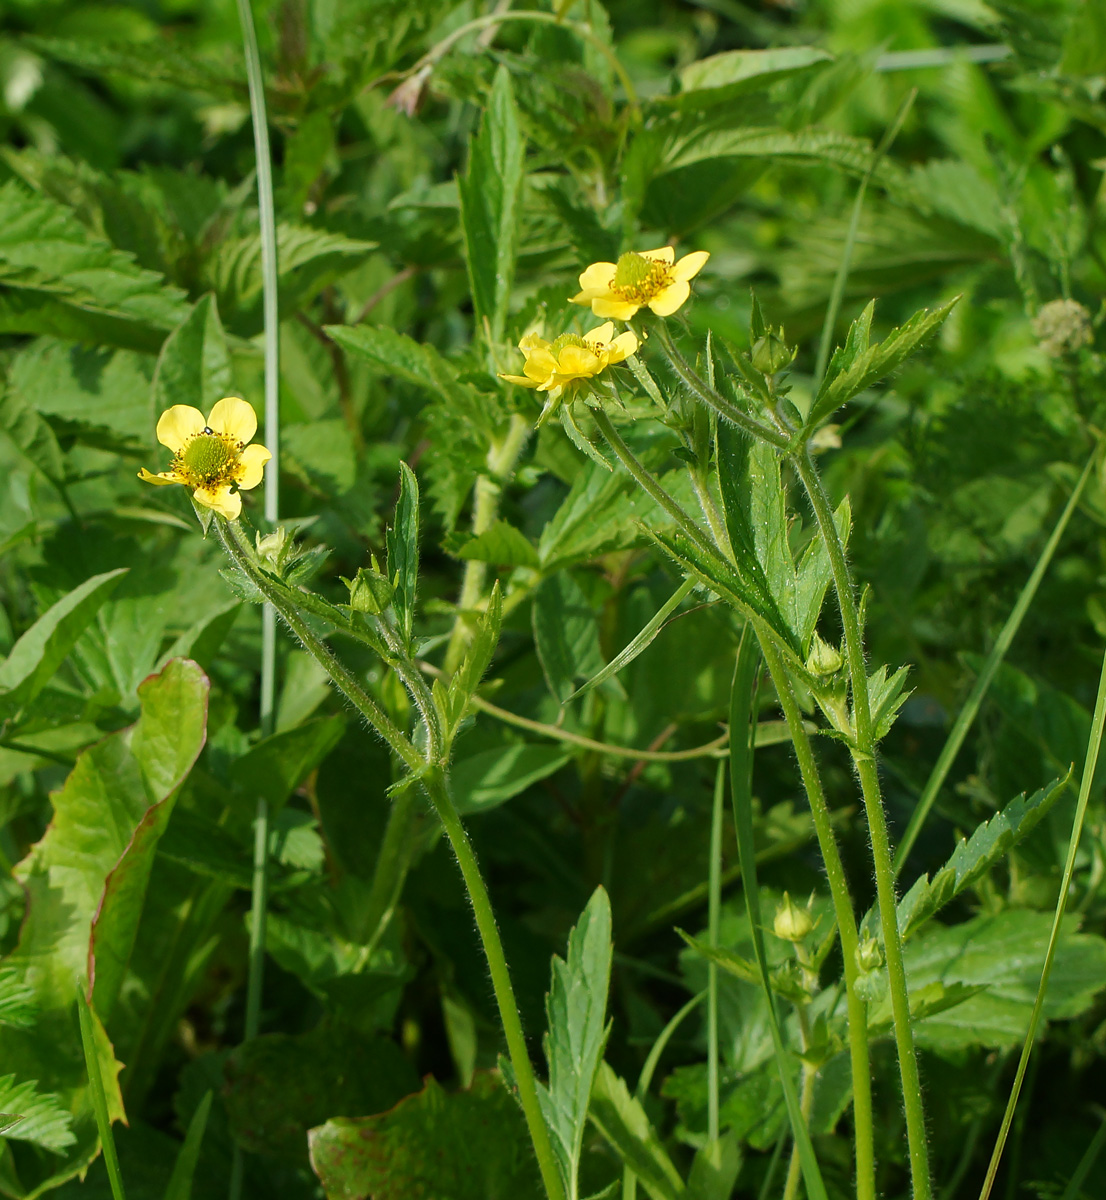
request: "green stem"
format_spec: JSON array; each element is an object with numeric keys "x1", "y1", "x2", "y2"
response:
[
  {"x1": 444, "y1": 414, "x2": 529, "y2": 676},
  {"x1": 793, "y1": 450, "x2": 931, "y2": 1200},
  {"x1": 422, "y1": 770, "x2": 566, "y2": 1200},
  {"x1": 707, "y1": 760, "x2": 724, "y2": 1145},
  {"x1": 217, "y1": 523, "x2": 424, "y2": 776},
  {"x1": 231, "y1": 0, "x2": 278, "y2": 1192},
  {"x1": 651, "y1": 322, "x2": 789, "y2": 450},
  {"x1": 759, "y1": 640, "x2": 875, "y2": 1200}
]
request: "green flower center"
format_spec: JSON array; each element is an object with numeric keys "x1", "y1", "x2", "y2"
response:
[
  {"x1": 177, "y1": 430, "x2": 241, "y2": 486},
  {"x1": 612, "y1": 252, "x2": 670, "y2": 302},
  {"x1": 550, "y1": 333, "x2": 590, "y2": 354}
]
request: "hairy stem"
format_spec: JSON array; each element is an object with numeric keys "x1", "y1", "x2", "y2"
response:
[
  {"x1": 422, "y1": 771, "x2": 566, "y2": 1200},
  {"x1": 793, "y1": 450, "x2": 930, "y2": 1200}
]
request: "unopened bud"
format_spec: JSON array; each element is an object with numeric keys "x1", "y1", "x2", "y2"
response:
[
  {"x1": 256, "y1": 527, "x2": 291, "y2": 570},
  {"x1": 773, "y1": 892, "x2": 813, "y2": 943},
  {"x1": 806, "y1": 633, "x2": 843, "y2": 678},
  {"x1": 344, "y1": 562, "x2": 394, "y2": 614},
  {"x1": 855, "y1": 936, "x2": 884, "y2": 974},
  {"x1": 751, "y1": 328, "x2": 794, "y2": 375}
]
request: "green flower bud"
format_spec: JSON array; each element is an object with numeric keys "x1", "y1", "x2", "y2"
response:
[
  {"x1": 855, "y1": 936, "x2": 884, "y2": 974},
  {"x1": 345, "y1": 562, "x2": 394, "y2": 614},
  {"x1": 773, "y1": 892, "x2": 813, "y2": 943},
  {"x1": 806, "y1": 632, "x2": 843, "y2": 678},
  {"x1": 751, "y1": 327, "x2": 794, "y2": 375}
]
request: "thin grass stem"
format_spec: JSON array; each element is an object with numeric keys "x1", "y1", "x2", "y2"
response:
[
  {"x1": 977, "y1": 642, "x2": 1106, "y2": 1200},
  {"x1": 707, "y1": 759, "x2": 725, "y2": 1144}
]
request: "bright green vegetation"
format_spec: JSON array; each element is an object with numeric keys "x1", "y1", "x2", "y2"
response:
[{"x1": 0, "y1": 1, "x2": 1103, "y2": 1199}]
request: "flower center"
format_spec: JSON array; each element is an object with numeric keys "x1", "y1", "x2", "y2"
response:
[
  {"x1": 612, "y1": 252, "x2": 671, "y2": 302},
  {"x1": 177, "y1": 430, "x2": 240, "y2": 486},
  {"x1": 550, "y1": 333, "x2": 590, "y2": 354}
]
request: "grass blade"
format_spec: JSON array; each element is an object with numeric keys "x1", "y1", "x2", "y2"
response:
[
  {"x1": 896, "y1": 448, "x2": 1096, "y2": 871},
  {"x1": 977, "y1": 641, "x2": 1106, "y2": 1200},
  {"x1": 76, "y1": 987, "x2": 127, "y2": 1200},
  {"x1": 163, "y1": 1091, "x2": 212, "y2": 1200},
  {"x1": 729, "y1": 629, "x2": 829, "y2": 1200}
]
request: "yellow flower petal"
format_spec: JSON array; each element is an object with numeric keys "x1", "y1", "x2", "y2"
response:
[
  {"x1": 578, "y1": 261, "x2": 617, "y2": 291},
  {"x1": 138, "y1": 467, "x2": 184, "y2": 486},
  {"x1": 235, "y1": 443, "x2": 272, "y2": 491},
  {"x1": 591, "y1": 296, "x2": 642, "y2": 321},
  {"x1": 523, "y1": 347, "x2": 558, "y2": 384},
  {"x1": 607, "y1": 331, "x2": 640, "y2": 363},
  {"x1": 207, "y1": 396, "x2": 257, "y2": 445},
  {"x1": 673, "y1": 250, "x2": 710, "y2": 282},
  {"x1": 583, "y1": 322, "x2": 615, "y2": 348},
  {"x1": 499, "y1": 373, "x2": 541, "y2": 388},
  {"x1": 518, "y1": 333, "x2": 550, "y2": 353},
  {"x1": 193, "y1": 484, "x2": 242, "y2": 520},
  {"x1": 642, "y1": 246, "x2": 675, "y2": 264},
  {"x1": 555, "y1": 345, "x2": 602, "y2": 378},
  {"x1": 648, "y1": 280, "x2": 691, "y2": 317},
  {"x1": 156, "y1": 406, "x2": 206, "y2": 454}
]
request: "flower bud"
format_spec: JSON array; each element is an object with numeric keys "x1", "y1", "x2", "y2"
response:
[
  {"x1": 855, "y1": 936, "x2": 884, "y2": 974},
  {"x1": 751, "y1": 327, "x2": 794, "y2": 375},
  {"x1": 773, "y1": 892, "x2": 813, "y2": 943},
  {"x1": 256, "y1": 527, "x2": 292, "y2": 571},
  {"x1": 345, "y1": 563, "x2": 394, "y2": 614},
  {"x1": 806, "y1": 632, "x2": 843, "y2": 678}
]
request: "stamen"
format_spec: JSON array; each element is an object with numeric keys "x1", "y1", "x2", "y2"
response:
[
  {"x1": 612, "y1": 252, "x2": 671, "y2": 303},
  {"x1": 180, "y1": 433, "x2": 237, "y2": 485},
  {"x1": 550, "y1": 333, "x2": 590, "y2": 354}
]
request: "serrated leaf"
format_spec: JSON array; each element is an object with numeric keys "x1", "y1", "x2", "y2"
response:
[
  {"x1": 0, "y1": 567, "x2": 127, "y2": 720},
  {"x1": 868, "y1": 778, "x2": 1069, "y2": 943},
  {"x1": 686, "y1": 1134, "x2": 742, "y2": 1200},
  {"x1": 793, "y1": 497, "x2": 850, "y2": 653},
  {"x1": 0, "y1": 179, "x2": 189, "y2": 351},
  {"x1": 672, "y1": 47, "x2": 833, "y2": 112},
  {"x1": 0, "y1": 969, "x2": 35, "y2": 1030},
  {"x1": 230, "y1": 716, "x2": 346, "y2": 815},
  {"x1": 808, "y1": 297, "x2": 958, "y2": 427},
  {"x1": 0, "y1": 384, "x2": 67, "y2": 488},
  {"x1": 451, "y1": 744, "x2": 570, "y2": 815},
  {"x1": 536, "y1": 887, "x2": 612, "y2": 1200},
  {"x1": 458, "y1": 66, "x2": 524, "y2": 346},
  {"x1": 0, "y1": 1076, "x2": 75, "y2": 1154},
  {"x1": 589, "y1": 1062, "x2": 685, "y2": 1200},
  {"x1": 447, "y1": 583, "x2": 502, "y2": 736},
  {"x1": 533, "y1": 573, "x2": 605, "y2": 703},
  {"x1": 387, "y1": 463, "x2": 420, "y2": 649},
  {"x1": 451, "y1": 520, "x2": 539, "y2": 568},
  {"x1": 865, "y1": 663, "x2": 911, "y2": 741},
  {"x1": 151, "y1": 293, "x2": 231, "y2": 416}
]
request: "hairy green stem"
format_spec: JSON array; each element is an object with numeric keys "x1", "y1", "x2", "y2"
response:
[
  {"x1": 793, "y1": 450, "x2": 931, "y2": 1200},
  {"x1": 651, "y1": 322, "x2": 789, "y2": 449},
  {"x1": 422, "y1": 771, "x2": 567, "y2": 1200},
  {"x1": 707, "y1": 760, "x2": 724, "y2": 1144},
  {"x1": 217, "y1": 523, "x2": 423, "y2": 775},
  {"x1": 760, "y1": 640, "x2": 875, "y2": 1200}
]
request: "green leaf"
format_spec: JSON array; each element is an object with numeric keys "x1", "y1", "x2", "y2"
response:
[
  {"x1": 451, "y1": 744, "x2": 570, "y2": 815},
  {"x1": 458, "y1": 66, "x2": 525, "y2": 346},
  {"x1": 0, "y1": 660, "x2": 208, "y2": 1194},
  {"x1": 793, "y1": 497, "x2": 850, "y2": 653},
  {"x1": 870, "y1": 777, "x2": 1069, "y2": 942},
  {"x1": 0, "y1": 567, "x2": 128, "y2": 720},
  {"x1": 229, "y1": 715, "x2": 346, "y2": 815},
  {"x1": 0, "y1": 384, "x2": 67, "y2": 489},
  {"x1": 446, "y1": 583, "x2": 503, "y2": 738},
  {"x1": 716, "y1": 423, "x2": 796, "y2": 643},
  {"x1": 207, "y1": 224, "x2": 376, "y2": 337},
  {"x1": 0, "y1": 969, "x2": 36, "y2": 1030},
  {"x1": 225, "y1": 1026, "x2": 419, "y2": 1166},
  {"x1": 808, "y1": 297, "x2": 958, "y2": 428},
  {"x1": 151, "y1": 294, "x2": 231, "y2": 417},
  {"x1": 866, "y1": 663, "x2": 912, "y2": 741},
  {"x1": 387, "y1": 462, "x2": 420, "y2": 649},
  {"x1": 588, "y1": 1063, "x2": 684, "y2": 1200},
  {"x1": 0, "y1": 179, "x2": 189, "y2": 352},
  {"x1": 532, "y1": 573, "x2": 605, "y2": 703},
  {"x1": 537, "y1": 887, "x2": 612, "y2": 1200},
  {"x1": 672, "y1": 47, "x2": 833, "y2": 111},
  {"x1": 567, "y1": 578, "x2": 696, "y2": 703},
  {"x1": 451, "y1": 520, "x2": 539, "y2": 568},
  {"x1": 0, "y1": 1076, "x2": 75, "y2": 1154},
  {"x1": 686, "y1": 1134, "x2": 742, "y2": 1200},
  {"x1": 162, "y1": 1091, "x2": 211, "y2": 1200},
  {"x1": 308, "y1": 1073, "x2": 539, "y2": 1200},
  {"x1": 76, "y1": 988, "x2": 128, "y2": 1200}
]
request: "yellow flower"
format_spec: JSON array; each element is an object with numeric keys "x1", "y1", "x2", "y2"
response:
[
  {"x1": 499, "y1": 321, "x2": 640, "y2": 398},
  {"x1": 571, "y1": 247, "x2": 710, "y2": 320},
  {"x1": 139, "y1": 396, "x2": 271, "y2": 521}
]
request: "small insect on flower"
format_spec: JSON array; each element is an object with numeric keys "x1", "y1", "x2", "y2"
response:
[
  {"x1": 571, "y1": 247, "x2": 710, "y2": 320},
  {"x1": 139, "y1": 396, "x2": 272, "y2": 521},
  {"x1": 499, "y1": 321, "x2": 640, "y2": 423}
]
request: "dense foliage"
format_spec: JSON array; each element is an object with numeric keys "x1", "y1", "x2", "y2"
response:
[{"x1": 0, "y1": 0, "x2": 1103, "y2": 1198}]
